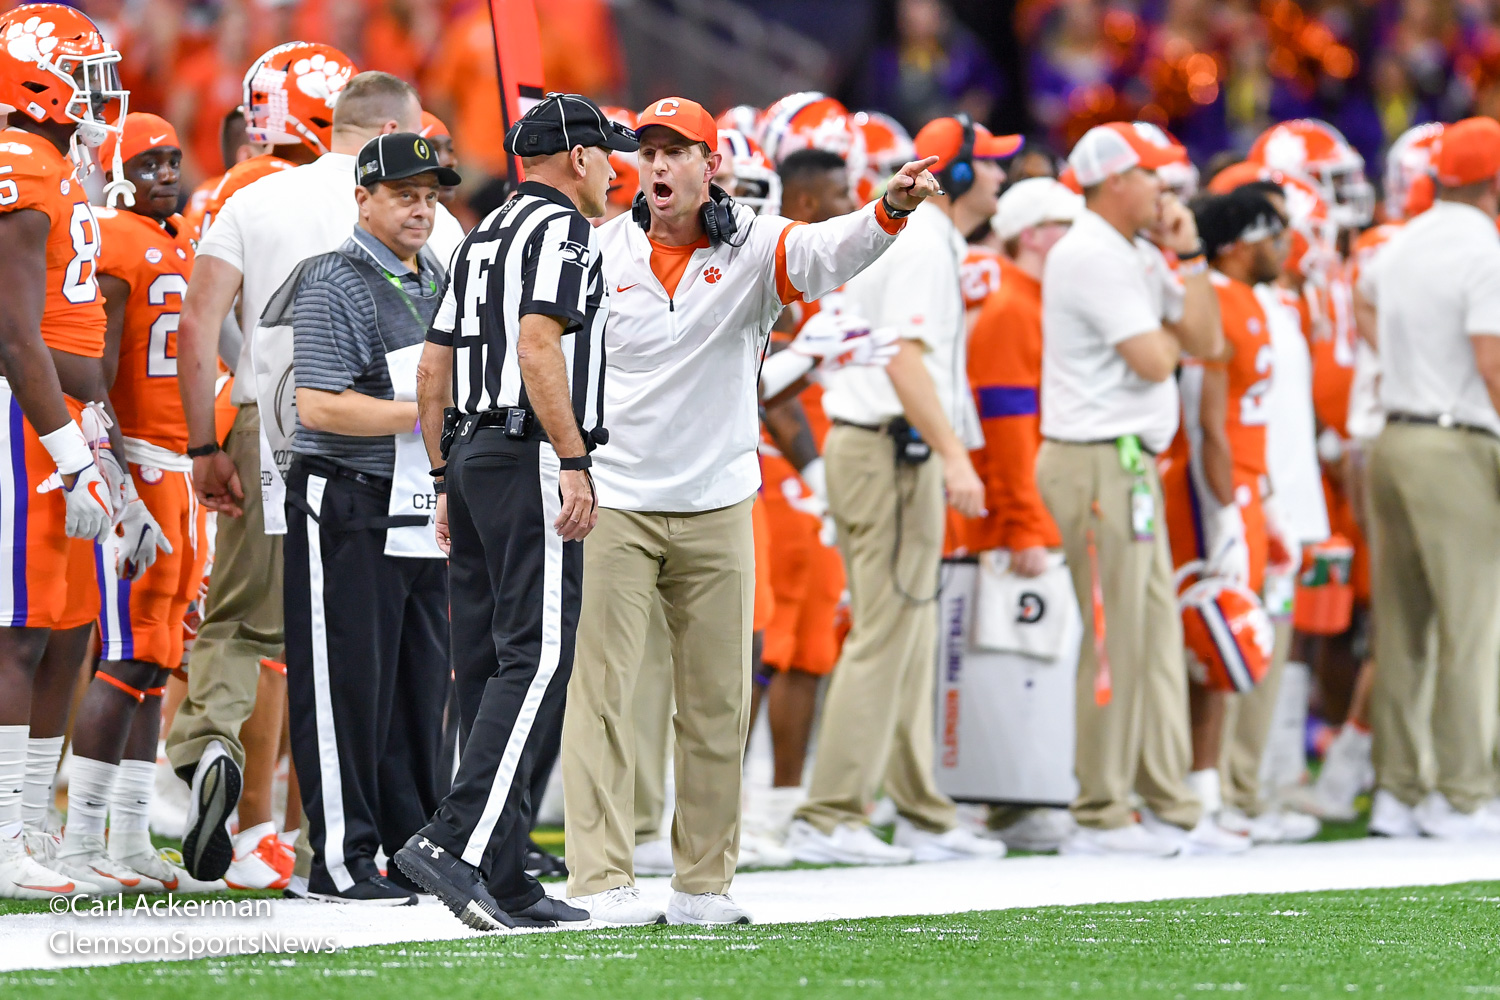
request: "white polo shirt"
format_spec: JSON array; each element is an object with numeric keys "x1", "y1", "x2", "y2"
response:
[
  {"x1": 197, "y1": 151, "x2": 465, "y2": 403},
  {"x1": 1258, "y1": 284, "x2": 1328, "y2": 544},
  {"x1": 1376, "y1": 201, "x2": 1500, "y2": 434},
  {"x1": 1040, "y1": 208, "x2": 1185, "y2": 454},
  {"x1": 592, "y1": 198, "x2": 905, "y2": 512},
  {"x1": 819, "y1": 201, "x2": 982, "y2": 449}
]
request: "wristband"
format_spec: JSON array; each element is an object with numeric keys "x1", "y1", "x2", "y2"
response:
[
  {"x1": 1178, "y1": 254, "x2": 1208, "y2": 277},
  {"x1": 433, "y1": 478, "x2": 446, "y2": 495},
  {"x1": 38, "y1": 421, "x2": 92, "y2": 476},
  {"x1": 559, "y1": 455, "x2": 592, "y2": 471},
  {"x1": 880, "y1": 194, "x2": 914, "y2": 219},
  {"x1": 429, "y1": 464, "x2": 447, "y2": 479},
  {"x1": 186, "y1": 442, "x2": 221, "y2": 459}
]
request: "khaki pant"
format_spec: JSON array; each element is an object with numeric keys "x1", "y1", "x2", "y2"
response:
[
  {"x1": 166, "y1": 403, "x2": 284, "y2": 775},
  {"x1": 795, "y1": 424, "x2": 956, "y2": 835},
  {"x1": 1036, "y1": 440, "x2": 1200, "y2": 830},
  {"x1": 634, "y1": 599, "x2": 674, "y2": 842},
  {"x1": 1367, "y1": 422, "x2": 1500, "y2": 811},
  {"x1": 562, "y1": 497, "x2": 754, "y2": 896},
  {"x1": 1220, "y1": 621, "x2": 1292, "y2": 815}
]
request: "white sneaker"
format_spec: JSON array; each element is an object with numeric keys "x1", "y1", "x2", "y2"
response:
[
  {"x1": 1140, "y1": 810, "x2": 1251, "y2": 855},
  {"x1": 867, "y1": 796, "x2": 897, "y2": 827},
  {"x1": 785, "y1": 818, "x2": 914, "y2": 865},
  {"x1": 0, "y1": 832, "x2": 99, "y2": 898},
  {"x1": 1059, "y1": 822, "x2": 1178, "y2": 857},
  {"x1": 666, "y1": 890, "x2": 752, "y2": 925},
  {"x1": 565, "y1": 885, "x2": 666, "y2": 925},
  {"x1": 151, "y1": 755, "x2": 189, "y2": 840},
  {"x1": 893, "y1": 817, "x2": 1006, "y2": 861},
  {"x1": 51, "y1": 833, "x2": 164, "y2": 894},
  {"x1": 990, "y1": 808, "x2": 1076, "y2": 853},
  {"x1": 1368, "y1": 789, "x2": 1422, "y2": 838},
  {"x1": 1219, "y1": 807, "x2": 1320, "y2": 844},
  {"x1": 109, "y1": 830, "x2": 226, "y2": 893},
  {"x1": 22, "y1": 827, "x2": 61, "y2": 862},
  {"x1": 1414, "y1": 792, "x2": 1500, "y2": 839},
  {"x1": 737, "y1": 831, "x2": 794, "y2": 870},
  {"x1": 223, "y1": 821, "x2": 292, "y2": 890},
  {"x1": 1289, "y1": 725, "x2": 1372, "y2": 822},
  {"x1": 633, "y1": 838, "x2": 674, "y2": 877},
  {"x1": 744, "y1": 786, "x2": 804, "y2": 841}
]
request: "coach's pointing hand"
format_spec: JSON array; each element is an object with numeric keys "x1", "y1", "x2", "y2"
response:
[{"x1": 884, "y1": 156, "x2": 942, "y2": 211}]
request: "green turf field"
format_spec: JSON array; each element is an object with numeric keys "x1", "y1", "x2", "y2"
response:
[{"x1": 5, "y1": 880, "x2": 1498, "y2": 1000}]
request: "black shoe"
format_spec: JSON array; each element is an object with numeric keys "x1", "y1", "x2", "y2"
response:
[
  {"x1": 385, "y1": 863, "x2": 429, "y2": 895},
  {"x1": 181, "y1": 742, "x2": 241, "y2": 881},
  {"x1": 524, "y1": 838, "x2": 568, "y2": 878},
  {"x1": 394, "y1": 833, "x2": 515, "y2": 931},
  {"x1": 308, "y1": 873, "x2": 418, "y2": 906},
  {"x1": 509, "y1": 894, "x2": 590, "y2": 928}
]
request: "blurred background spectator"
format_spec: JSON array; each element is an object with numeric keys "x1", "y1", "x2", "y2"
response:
[{"x1": 28, "y1": 0, "x2": 1494, "y2": 222}]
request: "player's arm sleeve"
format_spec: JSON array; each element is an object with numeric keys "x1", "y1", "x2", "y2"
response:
[
  {"x1": 519, "y1": 212, "x2": 590, "y2": 327},
  {"x1": 768, "y1": 198, "x2": 907, "y2": 305},
  {"x1": 291, "y1": 260, "x2": 374, "y2": 393}
]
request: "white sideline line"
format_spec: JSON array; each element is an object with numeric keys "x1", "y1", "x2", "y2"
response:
[{"x1": 3, "y1": 836, "x2": 1499, "y2": 971}]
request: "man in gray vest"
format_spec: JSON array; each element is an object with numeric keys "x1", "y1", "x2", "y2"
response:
[{"x1": 279, "y1": 133, "x2": 460, "y2": 904}]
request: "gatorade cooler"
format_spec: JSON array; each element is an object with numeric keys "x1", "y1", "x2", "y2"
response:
[{"x1": 1293, "y1": 535, "x2": 1355, "y2": 635}]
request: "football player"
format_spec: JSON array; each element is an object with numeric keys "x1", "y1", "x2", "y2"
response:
[
  {"x1": 44, "y1": 114, "x2": 222, "y2": 893},
  {"x1": 419, "y1": 111, "x2": 458, "y2": 210},
  {"x1": 0, "y1": 3, "x2": 135, "y2": 899}
]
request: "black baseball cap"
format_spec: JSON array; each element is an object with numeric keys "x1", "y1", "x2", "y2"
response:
[
  {"x1": 357, "y1": 132, "x2": 462, "y2": 189},
  {"x1": 504, "y1": 93, "x2": 639, "y2": 157}
]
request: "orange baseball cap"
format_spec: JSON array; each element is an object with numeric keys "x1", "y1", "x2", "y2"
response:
[
  {"x1": 913, "y1": 116, "x2": 1023, "y2": 172},
  {"x1": 636, "y1": 97, "x2": 717, "y2": 146},
  {"x1": 419, "y1": 111, "x2": 450, "y2": 140},
  {"x1": 1067, "y1": 121, "x2": 1185, "y2": 187},
  {"x1": 1435, "y1": 117, "x2": 1500, "y2": 188},
  {"x1": 100, "y1": 112, "x2": 180, "y2": 171}
]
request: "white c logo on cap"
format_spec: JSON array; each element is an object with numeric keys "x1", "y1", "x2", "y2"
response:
[{"x1": 654, "y1": 99, "x2": 680, "y2": 117}]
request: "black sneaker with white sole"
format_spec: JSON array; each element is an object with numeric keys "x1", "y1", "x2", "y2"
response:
[
  {"x1": 308, "y1": 873, "x2": 417, "y2": 906},
  {"x1": 509, "y1": 894, "x2": 590, "y2": 928},
  {"x1": 181, "y1": 741, "x2": 241, "y2": 881},
  {"x1": 393, "y1": 833, "x2": 515, "y2": 931},
  {"x1": 523, "y1": 838, "x2": 568, "y2": 879}
]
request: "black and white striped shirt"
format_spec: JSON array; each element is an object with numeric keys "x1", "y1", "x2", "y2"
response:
[{"x1": 427, "y1": 181, "x2": 607, "y2": 434}]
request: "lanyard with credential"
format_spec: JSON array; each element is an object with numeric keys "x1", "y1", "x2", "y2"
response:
[{"x1": 378, "y1": 267, "x2": 435, "y2": 330}]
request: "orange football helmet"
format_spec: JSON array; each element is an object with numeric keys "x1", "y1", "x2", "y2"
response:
[
  {"x1": 1176, "y1": 563, "x2": 1274, "y2": 693},
  {"x1": 716, "y1": 128, "x2": 780, "y2": 215},
  {"x1": 759, "y1": 92, "x2": 867, "y2": 176},
  {"x1": 1383, "y1": 122, "x2": 1443, "y2": 223},
  {"x1": 852, "y1": 110, "x2": 913, "y2": 204},
  {"x1": 600, "y1": 104, "x2": 639, "y2": 210},
  {"x1": 243, "y1": 42, "x2": 356, "y2": 155},
  {"x1": 716, "y1": 104, "x2": 762, "y2": 140},
  {"x1": 1280, "y1": 173, "x2": 1337, "y2": 282},
  {"x1": 0, "y1": 5, "x2": 127, "y2": 147},
  {"x1": 1248, "y1": 118, "x2": 1373, "y2": 229}
]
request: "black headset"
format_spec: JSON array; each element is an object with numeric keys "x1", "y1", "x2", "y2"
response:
[
  {"x1": 938, "y1": 114, "x2": 978, "y2": 199},
  {"x1": 633, "y1": 183, "x2": 741, "y2": 248}
]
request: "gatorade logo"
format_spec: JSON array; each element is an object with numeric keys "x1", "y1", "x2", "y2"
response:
[{"x1": 653, "y1": 99, "x2": 680, "y2": 117}]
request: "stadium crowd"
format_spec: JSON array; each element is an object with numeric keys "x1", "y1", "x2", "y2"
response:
[{"x1": 0, "y1": 0, "x2": 1498, "y2": 930}]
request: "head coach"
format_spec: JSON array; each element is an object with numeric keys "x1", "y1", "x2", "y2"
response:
[
  {"x1": 559, "y1": 97, "x2": 940, "y2": 926},
  {"x1": 391, "y1": 94, "x2": 632, "y2": 931}
]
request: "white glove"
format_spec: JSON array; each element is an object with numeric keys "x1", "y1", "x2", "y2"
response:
[
  {"x1": 38, "y1": 462, "x2": 114, "y2": 542},
  {"x1": 783, "y1": 457, "x2": 838, "y2": 545},
  {"x1": 818, "y1": 325, "x2": 901, "y2": 373},
  {"x1": 1262, "y1": 493, "x2": 1299, "y2": 576},
  {"x1": 96, "y1": 450, "x2": 129, "y2": 527},
  {"x1": 1204, "y1": 503, "x2": 1250, "y2": 585},
  {"x1": 116, "y1": 479, "x2": 172, "y2": 580},
  {"x1": 788, "y1": 308, "x2": 867, "y2": 359}
]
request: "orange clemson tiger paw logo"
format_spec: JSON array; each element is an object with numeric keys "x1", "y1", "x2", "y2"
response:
[{"x1": 703, "y1": 266, "x2": 722, "y2": 284}]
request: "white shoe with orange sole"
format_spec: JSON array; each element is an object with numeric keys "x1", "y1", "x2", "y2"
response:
[{"x1": 223, "y1": 822, "x2": 293, "y2": 891}]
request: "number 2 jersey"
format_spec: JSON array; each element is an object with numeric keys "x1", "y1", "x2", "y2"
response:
[
  {"x1": 94, "y1": 207, "x2": 194, "y2": 454},
  {"x1": 0, "y1": 127, "x2": 105, "y2": 356}
]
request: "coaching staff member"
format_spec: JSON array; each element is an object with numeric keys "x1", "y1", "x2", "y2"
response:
[
  {"x1": 1036, "y1": 123, "x2": 1235, "y2": 857},
  {"x1": 1367, "y1": 116, "x2": 1500, "y2": 839},
  {"x1": 559, "y1": 97, "x2": 939, "y2": 927},
  {"x1": 393, "y1": 95, "x2": 633, "y2": 931},
  {"x1": 277, "y1": 134, "x2": 460, "y2": 905}
]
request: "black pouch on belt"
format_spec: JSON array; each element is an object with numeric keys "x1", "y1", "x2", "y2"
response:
[
  {"x1": 888, "y1": 416, "x2": 932, "y2": 465},
  {"x1": 439, "y1": 406, "x2": 460, "y2": 458}
]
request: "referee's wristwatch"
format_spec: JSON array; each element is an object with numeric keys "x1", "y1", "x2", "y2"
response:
[{"x1": 559, "y1": 455, "x2": 592, "y2": 471}]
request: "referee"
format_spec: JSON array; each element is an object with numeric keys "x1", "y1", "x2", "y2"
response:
[{"x1": 394, "y1": 94, "x2": 636, "y2": 930}]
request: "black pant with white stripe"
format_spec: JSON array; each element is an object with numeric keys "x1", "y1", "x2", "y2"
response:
[
  {"x1": 418, "y1": 428, "x2": 579, "y2": 912},
  {"x1": 284, "y1": 456, "x2": 451, "y2": 895}
]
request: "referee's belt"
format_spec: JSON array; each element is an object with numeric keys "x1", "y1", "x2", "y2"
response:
[
  {"x1": 1386, "y1": 411, "x2": 1499, "y2": 439},
  {"x1": 458, "y1": 408, "x2": 610, "y2": 448},
  {"x1": 283, "y1": 456, "x2": 428, "y2": 532}
]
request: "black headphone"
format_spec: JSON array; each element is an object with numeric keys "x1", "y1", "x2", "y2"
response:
[
  {"x1": 939, "y1": 114, "x2": 978, "y2": 199},
  {"x1": 633, "y1": 183, "x2": 741, "y2": 248}
]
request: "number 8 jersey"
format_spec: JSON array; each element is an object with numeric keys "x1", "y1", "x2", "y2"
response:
[
  {"x1": 0, "y1": 128, "x2": 105, "y2": 356},
  {"x1": 94, "y1": 206, "x2": 194, "y2": 452}
]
